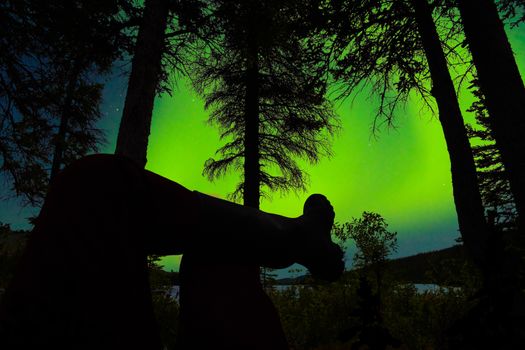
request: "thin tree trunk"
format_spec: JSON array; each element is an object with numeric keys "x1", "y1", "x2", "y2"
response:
[
  {"x1": 411, "y1": 0, "x2": 489, "y2": 269},
  {"x1": 457, "y1": 0, "x2": 525, "y2": 230},
  {"x1": 115, "y1": 0, "x2": 169, "y2": 168},
  {"x1": 242, "y1": 24, "x2": 265, "y2": 287},
  {"x1": 243, "y1": 30, "x2": 261, "y2": 210},
  {"x1": 49, "y1": 59, "x2": 83, "y2": 183}
]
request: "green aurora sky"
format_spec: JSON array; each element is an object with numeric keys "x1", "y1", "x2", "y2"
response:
[{"x1": 1, "y1": 21, "x2": 524, "y2": 274}]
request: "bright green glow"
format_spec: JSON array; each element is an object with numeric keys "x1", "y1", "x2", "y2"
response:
[
  {"x1": 146, "y1": 83, "x2": 458, "y2": 271},
  {"x1": 145, "y1": 25, "x2": 525, "y2": 272}
]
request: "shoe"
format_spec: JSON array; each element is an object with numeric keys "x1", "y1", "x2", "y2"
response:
[{"x1": 297, "y1": 194, "x2": 344, "y2": 282}]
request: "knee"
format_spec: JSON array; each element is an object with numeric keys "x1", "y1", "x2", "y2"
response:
[{"x1": 49, "y1": 154, "x2": 142, "y2": 201}]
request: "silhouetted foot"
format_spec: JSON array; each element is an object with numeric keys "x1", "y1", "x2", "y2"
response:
[{"x1": 296, "y1": 194, "x2": 344, "y2": 282}]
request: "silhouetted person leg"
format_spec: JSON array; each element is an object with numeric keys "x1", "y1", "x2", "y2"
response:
[
  {"x1": 0, "y1": 154, "x2": 343, "y2": 349},
  {"x1": 178, "y1": 261, "x2": 289, "y2": 350},
  {"x1": 177, "y1": 195, "x2": 336, "y2": 350}
]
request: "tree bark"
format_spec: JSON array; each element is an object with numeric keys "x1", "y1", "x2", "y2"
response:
[
  {"x1": 411, "y1": 0, "x2": 489, "y2": 268},
  {"x1": 115, "y1": 0, "x2": 169, "y2": 168},
  {"x1": 243, "y1": 30, "x2": 261, "y2": 210},
  {"x1": 457, "y1": 0, "x2": 525, "y2": 230}
]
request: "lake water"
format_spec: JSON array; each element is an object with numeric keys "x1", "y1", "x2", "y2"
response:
[{"x1": 164, "y1": 283, "x2": 452, "y2": 301}]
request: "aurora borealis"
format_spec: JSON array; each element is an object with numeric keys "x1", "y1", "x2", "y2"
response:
[
  {"x1": 1, "y1": 19, "x2": 524, "y2": 274},
  {"x1": 144, "y1": 81, "x2": 459, "y2": 271},
  {"x1": 142, "y1": 26, "x2": 525, "y2": 271}
]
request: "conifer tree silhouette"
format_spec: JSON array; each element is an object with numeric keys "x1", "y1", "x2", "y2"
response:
[
  {"x1": 191, "y1": 0, "x2": 337, "y2": 208},
  {"x1": 457, "y1": 0, "x2": 525, "y2": 232},
  {"x1": 327, "y1": 0, "x2": 488, "y2": 269}
]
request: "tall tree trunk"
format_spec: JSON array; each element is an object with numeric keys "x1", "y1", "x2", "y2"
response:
[
  {"x1": 115, "y1": 0, "x2": 169, "y2": 168},
  {"x1": 243, "y1": 25, "x2": 265, "y2": 287},
  {"x1": 243, "y1": 31, "x2": 261, "y2": 210},
  {"x1": 457, "y1": 0, "x2": 525, "y2": 230},
  {"x1": 411, "y1": 0, "x2": 489, "y2": 269},
  {"x1": 49, "y1": 59, "x2": 83, "y2": 183}
]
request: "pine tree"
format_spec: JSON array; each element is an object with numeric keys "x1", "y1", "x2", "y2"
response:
[
  {"x1": 466, "y1": 76, "x2": 517, "y2": 230},
  {"x1": 457, "y1": 0, "x2": 525, "y2": 231},
  {"x1": 192, "y1": 0, "x2": 337, "y2": 207},
  {"x1": 327, "y1": 0, "x2": 489, "y2": 269}
]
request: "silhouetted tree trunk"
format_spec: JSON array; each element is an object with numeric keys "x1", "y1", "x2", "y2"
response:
[
  {"x1": 466, "y1": 76, "x2": 517, "y2": 229},
  {"x1": 457, "y1": 0, "x2": 525, "y2": 230},
  {"x1": 49, "y1": 59, "x2": 83, "y2": 183},
  {"x1": 411, "y1": 0, "x2": 489, "y2": 268},
  {"x1": 115, "y1": 0, "x2": 169, "y2": 167},
  {"x1": 243, "y1": 29, "x2": 261, "y2": 209}
]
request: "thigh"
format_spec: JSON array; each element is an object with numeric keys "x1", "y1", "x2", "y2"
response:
[
  {"x1": 142, "y1": 169, "x2": 199, "y2": 255},
  {"x1": 178, "y1": 255, "x2": 289, "y2": 350}
]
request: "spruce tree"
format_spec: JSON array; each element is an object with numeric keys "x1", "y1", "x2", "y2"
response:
[
  {"x1": 466, "y1": 76, "x2": 517, "y2": 230},
  {"x1": 457, "y1": 0, "x2": 525, "y2": 231},
  {"x1": 327, "y1": 0, "x2": 489, "y2": 269},
  {"x1": 192, "y1": 0, "x2": 337, "y2": 208}
]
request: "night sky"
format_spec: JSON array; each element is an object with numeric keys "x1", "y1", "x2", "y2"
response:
[{"x1": 1, "y1": 23, "x2": 524, "y2": 274}]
